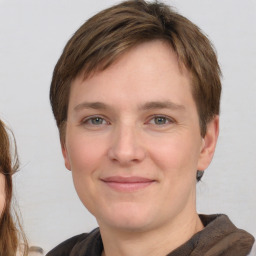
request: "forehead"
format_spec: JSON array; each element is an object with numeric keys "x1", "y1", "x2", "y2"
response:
[
  {"x1": 70, "y1": 40, "x2": 194, "y2": 105},
  {"x1": 81, "y1": 39, "x2": 190, "y2": 82}
]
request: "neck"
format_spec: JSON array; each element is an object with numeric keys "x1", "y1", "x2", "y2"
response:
[{"x1": 100, "y1": 211, "x2": 203, "y2": 256}]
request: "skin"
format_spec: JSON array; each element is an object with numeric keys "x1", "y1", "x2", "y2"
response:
[
  {"x1": 62, "y1": 40, "x2": 219, "y2": 256},
  {"x1": 0, "y1": 173, "x2": 5, "y2": 215}
]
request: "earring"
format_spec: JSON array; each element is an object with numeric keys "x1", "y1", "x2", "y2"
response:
[{"x1": 196, "y1": 170, "x2": 204, "y2": 182}]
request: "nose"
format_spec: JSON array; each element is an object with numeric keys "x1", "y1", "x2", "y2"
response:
[{"x1": 107, "y1": 123, "x2": 146, "y2": 165}]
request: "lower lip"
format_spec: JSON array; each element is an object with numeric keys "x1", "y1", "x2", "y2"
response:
[{"x1": 102, "y1": 181, "x2": 154, "y2": 192}]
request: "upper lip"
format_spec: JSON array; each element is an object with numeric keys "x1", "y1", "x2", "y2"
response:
[{"x1": 101, "y1": 176, "x2": 155, "y2": 183}]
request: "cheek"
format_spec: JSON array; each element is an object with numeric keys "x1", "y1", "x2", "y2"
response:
[
  {"x1": 66, "y1": 132, "x2": 108, "y2": 175},
  {"x1": 66, "y1": 134, "x2": 107, "y2": 215},
  {"x1": 0, "y1": 196, "x2": 4, "y2": 215},
  {"x1": 0, "y1": 174, "x2": 5, "y2": 215},
  {"x1": 143, "y1": 134, "x2": 200, "y2": 220},
  {"x1": 147, "y1": 132, "x2": 201, "y2": 176}
]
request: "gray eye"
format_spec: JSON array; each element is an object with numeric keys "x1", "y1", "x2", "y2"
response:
[
  {"x1": 91, "y1": 117, "x2": 104, "y2": 125},
  {"x1": 154, "y1": 117, "x2": 167, "y2": 125}
]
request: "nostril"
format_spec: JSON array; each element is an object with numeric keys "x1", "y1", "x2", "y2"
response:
[{"x1": 107, "y1": 145, "x2": 146, "y2": 165}]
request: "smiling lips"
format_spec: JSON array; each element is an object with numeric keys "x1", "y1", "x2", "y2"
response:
[{"x1": 101, "y1": 176, "x2": 155, "y2": 192}]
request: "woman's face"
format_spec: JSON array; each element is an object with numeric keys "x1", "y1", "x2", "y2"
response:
[
  {"x1": 62, "y1": 40, "x2": 218, "y2": 233},
  {"x1": 0, "y1": 173, "x2": 5, "y2": 215}
]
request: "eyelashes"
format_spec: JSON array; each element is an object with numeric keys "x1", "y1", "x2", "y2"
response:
[
  {"x1": 147, "y1": 115, "x2": 175, "y2": 126},
  {"x1": 81, "y1": 116, "x2": 110, "y2": 126}
]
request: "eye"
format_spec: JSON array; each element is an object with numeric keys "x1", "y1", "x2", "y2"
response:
[
  {"x1": 82, "y1": 116, "x2": 108, "y2": 126},
  {"x1": 148, "y1": 115, "x2": 174, "y2": 125}
]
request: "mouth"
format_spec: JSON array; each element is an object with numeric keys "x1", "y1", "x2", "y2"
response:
[{"x1": 100, "y1": 176, "x2": 156, "y2": 192}]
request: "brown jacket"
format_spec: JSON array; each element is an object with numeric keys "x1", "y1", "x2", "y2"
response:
[{"x1": 47, "y1": 214, "x2": 255, "y2": 256}]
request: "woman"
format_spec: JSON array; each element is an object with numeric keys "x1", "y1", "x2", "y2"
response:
[
  {"x1": 47, "y1": 1, "x2": 255, "y2": 255},
  {"x1": 0, "y1": 119, "x2": 28, "y2": 256}
]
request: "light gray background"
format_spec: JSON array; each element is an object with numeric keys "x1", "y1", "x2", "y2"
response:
[{"x1": 0, "y1": 0, "x2": 255, "y2": 253}]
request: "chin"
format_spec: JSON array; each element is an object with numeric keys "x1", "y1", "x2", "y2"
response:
[{"x1": 97, "y1": 204, "x2": 157, "y2": 232}]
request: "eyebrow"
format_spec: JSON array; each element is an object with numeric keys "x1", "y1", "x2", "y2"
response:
[
  {"x1": 74, "y1": 100, "x2": 185, "y2": 112},
  {"x1": 139, "y1": 101, "x2": 185, "y2": 111},
  {"x1": 74, "y1": 102, "x2": 108, "y2": 112}
]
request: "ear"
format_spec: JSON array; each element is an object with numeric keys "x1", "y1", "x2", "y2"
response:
[
  {"x1": 61, "y1": 141, "x2": 71, "y2": 171},
  {"x1": 197, "y1": 115, "x2": 219, "y2": 171}
]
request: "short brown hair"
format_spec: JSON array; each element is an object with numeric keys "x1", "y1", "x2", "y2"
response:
[{"x1": 50, "y1": 0, "x2": 221, "y2": 140}]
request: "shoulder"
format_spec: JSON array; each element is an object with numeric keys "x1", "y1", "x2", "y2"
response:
[
  {"x1": 248, "y1": 241, "x2": 256, "y2": 256},
  {"x1": 45, "y1": 228, "x2": 103, "y2": 256},
  {"x1": 197, "y1": 214, "x2": 255, "y2": 256},
  {"x1": 46, "y1": 233, "x2": 88, "y2": 256}
]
